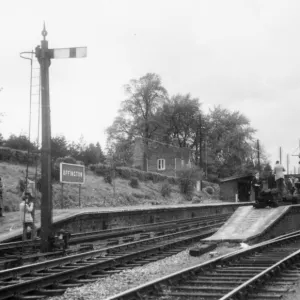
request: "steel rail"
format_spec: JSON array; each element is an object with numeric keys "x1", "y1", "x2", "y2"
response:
[
  {"x1": 219, "y1": 248, "x2": 300, "y2": 300},
  {"x1": 0, "y1": 213, "x2": 230, "y2": 249},
  {"x1": 70, "y1": 213, "x2": 230, "y2": 244},
  {"x1": 0, "y1": 214, "x2": 229, "y2": 270},
  {"x1": 72, "y1": 212, "x2": 231, "y2": 237},
  {"x1": 0, "y1": 222, "x2": 224, "y2": 299},
  {"x1": 105, "y1": 231, "x2": 300, "y2": 300},
  {"x1": 0, "y1": 221, "x2": 223, "y2": 280}
]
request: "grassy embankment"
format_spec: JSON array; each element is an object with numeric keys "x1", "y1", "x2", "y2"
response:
[{"x1": 0, "y1": 161, "x2": 220, "y2": 212}]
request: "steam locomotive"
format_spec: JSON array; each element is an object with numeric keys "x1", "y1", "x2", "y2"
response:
[{"x1": 253, "y1": 175, "x2": 300, "y2": 209}]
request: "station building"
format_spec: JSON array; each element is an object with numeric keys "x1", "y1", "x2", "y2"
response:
[
  {"x1": 132, "y1": 137, "x2": 194, "y2": 177},
  {"x1": 219, "y1": 174, "x2": 255, "y2": 202}
]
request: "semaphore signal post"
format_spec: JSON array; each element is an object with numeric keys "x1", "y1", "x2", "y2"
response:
[{"x1": 35, "y1": 24, "x2": 87, "y2": 252}]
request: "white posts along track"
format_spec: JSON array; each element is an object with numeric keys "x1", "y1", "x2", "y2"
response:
[
  {"x1": 106, "y1": 232, "x2": 300, "y2": 300},
  {"x1": 0, "y1": 214, "x2": 228, "y2": 299}
]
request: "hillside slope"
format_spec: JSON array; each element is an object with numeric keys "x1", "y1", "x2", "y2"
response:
[{"x1": 0, "y1": 162, "x2": 221, "y2": 211}]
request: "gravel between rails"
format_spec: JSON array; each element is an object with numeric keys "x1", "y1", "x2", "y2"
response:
[
  {"x1": 49, "y1": 243, "x2": 239, "y2": 300},
  {"x1": 275, "y1": 281, "x2": 300, "y2": 300}
]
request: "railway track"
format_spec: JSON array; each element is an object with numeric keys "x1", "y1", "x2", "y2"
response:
[
  {"x1": 0, "y1": 214, "x2": 230, "y2": 269},
  {"x1": 0, "y1": 215, "x2": 226, "y2": 299},
  {"x1": 105, "y1": 231, "x2": 300, "y2": 300},
  {"x1": 0, "y1": 213, "x2": 230, "y2": 252}
]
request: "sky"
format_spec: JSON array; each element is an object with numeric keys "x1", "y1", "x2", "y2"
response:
[{"x1": 1, "y1": 0, "x2": 300, "y2": 172}]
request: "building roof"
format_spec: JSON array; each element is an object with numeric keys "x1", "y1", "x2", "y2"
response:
[{"x1": 219, "y1": 174, "x2": 253, "y2": 183}]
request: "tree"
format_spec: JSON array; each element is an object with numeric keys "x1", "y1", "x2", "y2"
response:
[
  {"x1": 82, "y1": 143, "x2": 106, "y2": 166},
  {"x1": 157, "y1": 93, "x2": 202, "y2": 148},
  {"x1": 106, "y1": 138, "x2": 134, "y2": 166},
  {"x1": 51, "y1": 135, "x2": 69, "y2": 159},
  {"x1": 205, "y1": 106, "x2": 262, "y2": 178},
  {"x1": 4, "y1": 134, "x2": 36, "y2": 151},
  {"x1": 95, "y1": 142, "x2": 105, "y2": 163},
  {"x1": 0, "y1": 133, "x2": 4, "y2": 146},
  {"x1": 106, "y1": 116, "x2": 136, "y2": 165},
  {"x1": 68, "y1": 141, "x2": 81, "y2": 159},
  {"x1": 122, "y1": 73, "x2": 168, "y2": 169},
  {"x1": 106, "y1": 116, "x2": 136, "y2": 143}
]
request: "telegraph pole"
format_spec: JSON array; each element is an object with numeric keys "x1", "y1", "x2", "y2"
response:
[
  {"x1": 35, "y1": 24, "x2": 87, "y2": 252},
  {"x1": 279, "y1": 147, "x2": 282, "y2": 164},
  {"x1": 199, "y1": 113, "x2": 203, "y2": 168},
  {"x1": 35, "y1": 25, "x2": 52, "y2": 252},
  {"x1": 257, "y1": 139, "x2": 260, "y2": 171}
]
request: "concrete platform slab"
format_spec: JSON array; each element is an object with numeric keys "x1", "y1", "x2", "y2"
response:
[{"x1": 204, "y1": 206, "x2": 289, "y2": 243}]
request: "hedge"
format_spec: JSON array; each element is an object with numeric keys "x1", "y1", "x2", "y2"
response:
[
  {"x1": 90, "y1": 163, "x2": 179, "y2": 184},
  {"x1": 0, "y1": 146, "x2": 38, "y2": 164}
]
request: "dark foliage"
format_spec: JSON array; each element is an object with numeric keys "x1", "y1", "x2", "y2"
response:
[
  {"x1": 104, "y1": 173, "x2": 112, "y2": 184},
  {"x1": 4, "y1": 134, "x2": 36, "y2": 151},
  {"x1": 52, "y1": 156, "x2": 77, "y2": 181},
  {"x1": 161, "y1": 180, "x2": 171, "y2": 197},
  {"x1": 129, "y1": 177, "x2": 139, "y2": 188},
  {"x1": 177, "y1": 168, "x2": 202, "y2": 199}
]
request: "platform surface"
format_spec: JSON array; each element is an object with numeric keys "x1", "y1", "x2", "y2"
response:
[
  {"x1": 205, "y1": 205, "x2": 289, "y2": 242},
  {"x1": 0, "y1": 202, "x2": 240, "y2": 243}
]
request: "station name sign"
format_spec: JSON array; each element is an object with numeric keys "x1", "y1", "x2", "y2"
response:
[{"x1": 60, "y1": 163, "x2": 85, "y2": 184}]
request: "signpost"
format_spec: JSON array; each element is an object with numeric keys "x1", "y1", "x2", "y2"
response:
[
  {"x1": 60, "y1": 163, "x2": 85, "y2": 184},
  {"x1": 35, "y1": 24, "x2": 86, "y2": 252},
  {"x1": 60, "y1": 163, "x2": 85, "y2": 209}
]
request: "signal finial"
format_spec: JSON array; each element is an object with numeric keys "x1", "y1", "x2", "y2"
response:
[{"x1": 42, "y1": 22, "x2": 48, "y2": 40}]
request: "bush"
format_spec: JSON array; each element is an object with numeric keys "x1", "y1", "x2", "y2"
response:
[
  {"x1": 122, "y1": 168, "x2": 176, "y2": 184},
  {"x1": 89, "y1": 164, "x2": 96, "y2": 171},
  {"x1": 4, "y1": 205, "x2": 11, "y2": 212},
  {"x1": 206, "y1": 174, "x2": 220, "y2": 183},
  {"x1": 94, "y1": 163, "x2": 110, "y2": 177},
  {"x1": 129, "y1": 177, "x2": 139, "y2": 188},
  {"x1": 52, "y1": 156, "x2": 78, "y2": 181},
  {"x1": 179, "y1": 178, "x2": 194, "y2": 198},
  {"x1": 117, "y1": 167, "x2": 131, "y2": 179},
  {"x1": 177, "y1": 168, "x2": 202, "y2": 198},
  {"x1": 90, "y1": 164, "x2": 179, "y2": 184},
  {"x1": 18, "y1": 178, "x2": 26, "y2": 193},
  {"x1": 104, "y1": 173, "x2": 112, "y2": 184},
  {"x1": 132, "y1": 192, "x2": 144, "y2": 199},
  {"x1": 0, "y1": 146, "x2": 39, "y2": 165},
  {"x1": 161, "y1": 180, "x2": 171, "y2": 197},
  {"x1": 204, "y1": 186, "x2": 214, "y2": 195}
]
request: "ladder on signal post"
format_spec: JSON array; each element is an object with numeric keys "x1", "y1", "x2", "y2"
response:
[{"x1": 20, "y1": 52, "x2": 41, "y2": 243}]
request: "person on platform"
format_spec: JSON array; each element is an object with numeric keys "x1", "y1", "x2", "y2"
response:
[
  {"x1": 252, "y1": 172, "x2": 263, "y2": 200},
  {"x1": 274, "y1": 161, "x2": 286, "y2": 201},
  {"x1": 20, "y1": 192, "x2": 35, "y2": 240}
]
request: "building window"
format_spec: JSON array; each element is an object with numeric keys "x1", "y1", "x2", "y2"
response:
[{"x1": 157, "y1": 159, "x2": 165, "y2": 170}]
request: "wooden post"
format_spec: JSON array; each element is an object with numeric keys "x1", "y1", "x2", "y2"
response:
[
  {"x1": 205, "y1": 137, "x2": 208, "y2": 178},
  {"x1": 61, "y1": 183, "x2": 64, "y2": 209},
  {"x1": 279, "y1": 147, "x2": 282, "y2": 164},
  {"x1": 257, "y1": 139, "x2": 260, "y2": 171},
  {"x1": 199, "y1": 114, "x2": 202, "y2": 168},
  {"x1": 79, "y1": 184, "x2": 81, "y2": 207}
]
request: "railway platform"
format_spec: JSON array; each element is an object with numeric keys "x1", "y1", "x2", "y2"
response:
[
  {"x1": 0, "y1": 202, "x2": 250, "y2": 243},
  {"x1": 205, "y1": 205, "x2": 300, "y2": 244}
]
